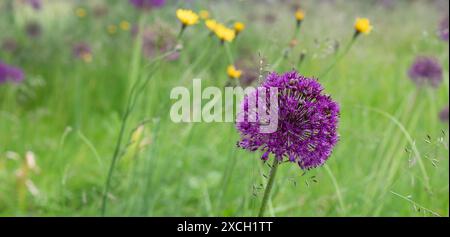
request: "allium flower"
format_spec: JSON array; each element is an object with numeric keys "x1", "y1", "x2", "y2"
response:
[
  {"x1": 73, "y1": 43, "x2": 93, "y2": 63},
  {"x1": 263, "y1": 13, "x2": 277, "y2": 25},
  {"x1": 408, "y1": 56, "x2": 443, "y2": 88},
  {"x1": 93, "y1": 5, "x2": 108, "y2": 18},
  {"x1": 129, "y1": 0, "x2": 166, "y2": 10},
  {"x1": 375, "y1": 0, "x2": 394, "y2": 9},
  {"x1": 236, "y1": 71, "x2": 340, "y2": 170},
  {"x1": 26, "y1": 0, "x2": 42, "y2": 10},
  {"x1": 235, "y1": 58, "x2": 260, "y2": 87},
  {"x1": 438, "y1": 15, "x2": 449, "y2": 42},
  {"x1": 0, "y1": 61, "x2": 24, "y2": 84},
  {"x1": 141, "y1": 25, "x2": 179, "y2": 61},
  {"x1": 25, "y1": 22, "x2": 42, "y2": 38},
  {"x1": 2, "y1": 38, "x2": 18, "y2": 53},
  {"x1": 440, "y1": 106, "x2": 449, "y2": 122}
]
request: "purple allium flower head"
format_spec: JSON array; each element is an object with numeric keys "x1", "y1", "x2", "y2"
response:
[
  {"x1": 235, "y1": 56, "x2": 260, "y2": 87},
  {"x1": 93, "y1": 5, "x2": 108, "y2": 18},
  {"x1": 236, "y1": 71, "x2": 340, "y2": 170},
  {"x1": 26, "y1": 0, "x2": 42, "y2": 10},
  {"x1": 2, "y1": 38, "x2": 18, "y2": 53},
  {"x1": 375, "y1": 0, "x2": 394, "y2": 9},
  {"x1": 25, "y1": 21, "x2": 42, "y2": 38},
  {"x1": 73, "y1": 42, "x2": 92, "y2": 59},
  {"x1": 438, "y1": 15, "x2": 449, "y2": 42},
  {"x1": 141, "y1": 25, "x2": 179, "y2": 61},
  {"x1": 0, "y1": 61, "x2": 24, "y2": 84},
  {"x1": 440, "y1": 106, "x2": 449, "y2": 122},
  {"x1": 408, "y1": 56, "x2": 443, "y2": 88},
  {"x1": 129, "y1": 0, "x2": 165, "y2": 10}
]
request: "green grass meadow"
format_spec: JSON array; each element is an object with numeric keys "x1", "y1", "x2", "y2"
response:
[{"x1": 0, "y1": 0, "x2": 449, "y2": 216}]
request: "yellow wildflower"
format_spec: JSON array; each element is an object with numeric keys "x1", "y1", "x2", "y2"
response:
[
  {"x1": 214, "y1": 24, "x2": 236, "y2": 43},
  {"x1": 120, "y1": 21, "x2": 130, "y2": 31},
  {"x1": 107, "y1": 24, "x2": 117, "y2": 34},
  {"x1": 205, "y1": 19, "x2": 218, "y2": 32},
  {"x1": 76, "y1": 8, "x2": 87, "y2": 18},
  {"x1": 234, "y1": 22, "x2": 245, "y2": 34},
  {"x1": 227, "y1": 65, "x2": 242, "y2": 79},
  {"x1": 295, "y1": 9, "x2": 305, "y2": 22},
  {"x1": 176, "y1": 9, "x2": 199, "y2": 26},
  {"x1": 354, "y1": 18, "x2": 372, "y2": 35},
  {"x1": 199, "y1": 10, "x2": 210, "y2": 20}
]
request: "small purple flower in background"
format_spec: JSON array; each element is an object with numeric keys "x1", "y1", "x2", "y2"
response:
[
  {"x1": 25, "y1": 21, "x2": 42, "y2": 38},
  {"x1": 93, "y1": 5, "x2": 108, "y2": 18},
  {"x1": 141, "y1": 24, "x2": 179, "y2": 61},
  {"x1": 438, "y1": 15, "x2": 449, "y2": 42},
  {"x1": 236, "y1": 71, "x2": 340, "y2": 170},
  {"x1": 165, "y1": 52, "x2": 180, "y2": 61},
  {"x1": 440, "y1": 106, "x2": 449, "y2": 122},
  {"x1": 2, "y1": 38, "x2": 18, "y2": 53},
  {"x1": 26, "y1": 0, "x2": 42, "y2": 10},
  {"x1": 235, "y1": 56, "x2": 261, "y2": 87},
  {"x1": 375, "y1": 0, "x2": 394, "y2": 9},
  {"x1": 263, "y1": 13, "x2": 277, "y2": 25},
  {"x1": 0, "y1": 61, "x2": 24, "y2": 84},
  {"x1": 73, "y1": 42, "x2": 93, "y2": 63},
  {"x1": 129, "y1": 0, "x2": 166, "y2": 10},
  {"x1": 408, "y1": 56, "x2": 443, "y2": 88}
]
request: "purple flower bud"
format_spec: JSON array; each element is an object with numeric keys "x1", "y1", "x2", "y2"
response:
[
  {"x1": 25, "y1": 21, "x2": 42, "y2": 38},
  {"x1": 408, "y1": 56, "x2": 443, "y2": 88},
  {"x1": 0, "y1": 61, "x2": 24, "y2": 84},
  {"x1": 438, "y1": 15, "x2": 449, "y2": 42},
  {"x1": 2, "y1": 38, "x2": 18, "y2": 53},
  {"x1": 26, "y1": 0, "x2": 42, "y2": 10},
  {"x1": 129, "y1": 0, "x2": 165, "y2": 10},
  {"x1": 73, "y1": 42, "x2": 92, "y2": 60},
  {"x1": 236, "y1": 71, "x2": 340, "y2": 170},
  {"x1": 440, "y1": 106, "x2": 449, "y2": 123}
]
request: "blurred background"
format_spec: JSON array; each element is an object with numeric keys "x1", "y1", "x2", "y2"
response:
[{"x1": 0, "y1": 0, "x2": 448, "y2": 216}]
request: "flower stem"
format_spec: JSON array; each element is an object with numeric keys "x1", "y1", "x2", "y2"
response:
[
  {"x1": 177, "y1": 24, "x2": 187, "y2": 40},
  {"x1": 225, "y1": 43, "x2": 234, "y2": 65},
  {"x1": 258, "y1": 158, "x2": 280, "y2": 217},
  {"x1": 319, "y1": 36, "x2": 357, "y2": 79},
  {"x1": 100, "y1": 106, "x2": 130, "y2": 216}
]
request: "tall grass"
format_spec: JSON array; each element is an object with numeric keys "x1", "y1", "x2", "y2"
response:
[{"x1": 0, "y1": 0, "x2": 448, "y2": 217}]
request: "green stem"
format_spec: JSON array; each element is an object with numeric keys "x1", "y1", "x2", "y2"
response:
[
  {"x1": 292, "y1": 24, "x2": 300, "y2": 40},
  {"x1": 177, "y1": 24, "x2": 186, "y2": 41},
  {"x1": 100, "y1": 105, "x2": 131, "y2": 216},
  {"x1": 258, "y1": 159, "x2": 280, "y2": 217},
  {"x1": 100, "y1": 15, "x2": 146, "y2": 216},
  {"x1": 319, "y1": 36, "x2": 357, "y2": 79},
  {"x1": 225, "y1": 43, "x2": 234, "y2": 65}
]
